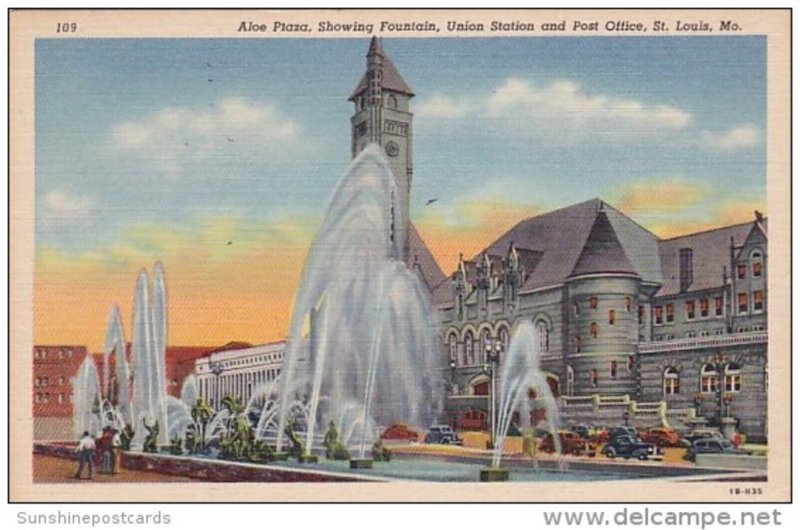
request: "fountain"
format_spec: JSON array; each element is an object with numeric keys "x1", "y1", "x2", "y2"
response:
[
  {"x1": 272, "y1": 145, "x2": 443, "y2": 463},
  {"x1": 130, "y1": 263, "x2": 170, "y2": 447},
  {"x1": 482, "y1": 321, "x2": 561, "y2": 481},
  {"x1": 72, "y1": 357, "x2": 102, "y2": 438},
  {"x1": 102, "y1": 305, "x2": 130, "y2": 424}
]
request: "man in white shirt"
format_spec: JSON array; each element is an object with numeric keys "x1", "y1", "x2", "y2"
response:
[
  {"x1": 111, "y1": 428, "x2": 122, "y2": 474},
  {"x1": 74, "y1": 431, "x2": 96, "y2": 479}
]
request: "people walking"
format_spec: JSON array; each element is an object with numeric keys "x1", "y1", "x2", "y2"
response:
[{"x1": 74, "y1": 431, "x2": 96, "y2": 479}]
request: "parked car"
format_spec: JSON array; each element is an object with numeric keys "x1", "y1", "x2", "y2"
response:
[
  {"x1": 539, "y1": 430, "x2": 597, "y2": 456},
  {"x1": 688, "y1": 438, "x2": 752, "y2": 458},
  {"x1": 423, "y1": 425, "x2": 462, "y2": 445},
  {"x1": 608, "y1": 426, "x2": 638, "y2": 441},
  {"x1": 603, "y1": 435, "x2": 659, "y2": 460},
  {"x1": 380, "y1": 423, "x2": 420, "y2": 442},
  {"x1": 681, "y1": 429, "x2": 726, "y2": 447},
  {"x1": 569, "y1": 425, "x2": 590, "y2": 438},
  {"x1": 640, "y1": 427, "x2": 682, "y2": 448}
]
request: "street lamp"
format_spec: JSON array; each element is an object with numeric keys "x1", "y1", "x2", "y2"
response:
[
  {"x1": 622, "y1": 410, "x2": 630, "y2": 427},
  {"x1": 449, "y1": 358, "x2": 457, "y2": 428},
  {"x1": 210, "y1": 360, "x2": 224, "y2": 411},
  {"x1": 713, "y1": 352, "x2": 729, "y2": 426},
  {"x1": 484, "y1": 340, "x2": 503, "y2": 448}
]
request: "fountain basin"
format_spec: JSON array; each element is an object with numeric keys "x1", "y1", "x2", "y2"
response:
[
  {"x1": 480, "y1": 467, "x2": 510, "y2": 482},
  {"x1": 272, "y1": 452, "x2": 289, "y2": 461},
  {"x1": 350, "y1": 458, "x2": 373, "y2": 469},
  {"x1": 298, "y1": 455, "x2": 319, "y2": 464}
]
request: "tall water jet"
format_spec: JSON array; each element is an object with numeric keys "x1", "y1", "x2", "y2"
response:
[
  {"x1": 273, "y1": 145, "x2": 442, "y2": 455},
  {"x1": 103, "y1": 304, "x2": 130, "y2": 424},
  {"x1": 72, "y1": 357, "x2": 102, "y2": 439},
  {"x1": 130, "y1": 264, "x2": 170, "y2": 447},
  {"x1": 484, "y1": 321, "x2": 561, "y2": 480}
]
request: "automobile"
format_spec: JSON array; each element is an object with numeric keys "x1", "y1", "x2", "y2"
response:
[
  {"x1": 639, "y1": 427, "x2": 682, "y2": 448},
  {"x1": 589, "y1": 426, "x2": 610, "y2": 444},
  {"x1": 569, "y1": 425, "x2": 591, "y2": 438},
  {"x1": 603, "y1": 435, "x2": 659, "y2": 460},
  {"x1": 681, "y1": 429, "x2": 726, "y2": 447},
  {"x1": 380, "y1": 423, "x2": 420, "y2": 442},
  {"x1": 423, "y1": 425, "x2": 462, "y2": 445},
  {"x1": 685, "y1": 439, "x2": 753, "y2": 461},
  {"x1": 539, "y1": 430, "x2": 597, "y2": 456},
  {"x1": 608, "y1": 426, "x2": 638, "y2": 441}
]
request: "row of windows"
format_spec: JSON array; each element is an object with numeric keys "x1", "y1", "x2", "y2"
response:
[
  {"x1": 203, "y1": 352, "x2": 284, "y2": 371},
  {"x1": 738, "y1": 291, "x2": 764, "y2": 313},
  {"x1": 33, "y1": 348, "x2": 75, "y2": 360},
  {"x1": 736, "y1": 250, "x2": 764, "y2": 280},
  {"x1": 447, "y1": 326, "x2": 512, "y2": 366},
  {"x1": 34, "y1": 376, "x2": 67, "y2": 387},
  {"x1": 574, "y1": 297, "x2": 632, "y2": 315},
  {"x1": 34, "y1": 392, "x2": 69, "y2": 404},
  {"x1": 663, "y1": 364, "x2": 742, "y2": 396},
  {"x1": 563, "y1": 358, "x2": 636, "y2": 392},
  {"x1": 654, "y1": 297, "x2": 724, "y2": 325}
]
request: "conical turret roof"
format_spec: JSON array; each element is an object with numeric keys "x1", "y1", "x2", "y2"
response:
[{"x1": 570, "y1": 209, "x2": 637, "y2": 277}]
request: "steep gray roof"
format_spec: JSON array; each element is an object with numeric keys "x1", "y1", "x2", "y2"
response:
[
  {"x1": 349, "y1": 37, "x2": 414, "y2": 100},
  {"x1": 570, "y1": 211, "x2": 637, "y2": 277},
  {"x1": 483, "y1": 199, "x2": 661, "y2": 290},
  {"x1": 408, "y1": 222, "x2": 445, "y2": 291},
  {"x1": 656, "y1": 221, "x2": 757, "y2": 297}
]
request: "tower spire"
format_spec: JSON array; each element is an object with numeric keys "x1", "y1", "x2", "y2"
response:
[{"x1": 349, "y1": 38, "x2": 415, "y2": 261}]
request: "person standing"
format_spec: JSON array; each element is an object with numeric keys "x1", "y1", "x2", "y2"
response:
[
  {"x1": 111, "y1": 428, "x2": 122, "y2": 474},
  {"x1": 99, "y1": 427, "x2": 113, "y2": 474},
  {"x1": 74, "y1": 431, "x2": 96, "y2": 479}
]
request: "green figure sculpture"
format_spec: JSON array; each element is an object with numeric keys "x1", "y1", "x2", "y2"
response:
[
  {"x1": 283, "y1": 418, "x2": 304, "y2": 457},
  {"x1": 142, "y1": 418, "x2": 159, "y2": 453},
  {"x1": 372, "y1": 437, "x2": 391, "y2": 462},
  {"x1": 120, "y1": 423, "x2": 135, "y2": 451},
  {"x1": 322, "y1": 420, "x2": 350, "y2": 460}
]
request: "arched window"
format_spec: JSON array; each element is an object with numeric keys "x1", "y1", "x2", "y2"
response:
[
  {"x1": 566, "y1": 365, "x2": 575, "y2": 396},
  {"x1": 663, "y1": 367, "x2": 680, "y2": 395},
  {"x1": 609, "y1": 310, "x2": 616, "y2": 325},
  {"x1": 751, "y1": 250, "x2": 763, "y2": 277},
  {"x1": 480, "y1": 329, "x2": 492, "y2": 362},
  {"x1": 590, "y1": 322, "x2": 598, "y2": 338},
  {"x1": 536, "y1": 320, "x2": 550, "y2": 353},
  {"x1": 590, "y1": 369, "x2": 598, "y2": 387},
  {"x1": 498, "y1": 326, "x2": 510, "y2": 352},
  {"x1": 447, "y1": 333, "x2": 458, "y2": 364},
  {"x1": 610, "y1": 360, "x2": 618, "y2": 379},
  {"x1": 573, "y1": 302, "x2": 580, "y2": 316},
  {"x1": 590, "y1": 297, "x2": 598, "y2": 309},
  {"x1": 464, "y1": 331, "x2": 475, "y2": 365},
  {"x1": 724, "y1": 363, "x2": 742, "y2": 392},
  {"x1": 700, "y1": 364, "x2": 718, "y2": 393}
]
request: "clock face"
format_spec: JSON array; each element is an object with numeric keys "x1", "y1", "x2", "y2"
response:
[{"x1": 385, "y1": 141, "x2": 399, "y2": 157}]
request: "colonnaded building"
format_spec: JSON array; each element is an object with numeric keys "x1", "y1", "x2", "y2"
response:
[{"x1": 350, "y1": 38, "x2": 768, "y2": 441}]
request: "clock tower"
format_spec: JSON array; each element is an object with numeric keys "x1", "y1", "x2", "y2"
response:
[{"x1": 349, "y1": 37, "x2": 414, "y2": 260}]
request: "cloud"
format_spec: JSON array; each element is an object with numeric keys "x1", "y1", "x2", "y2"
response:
[
  {"x1": 111, "y1": 97, "x2": 301, "y2": 177},
  {"x1": 416, "y1": 77, "x2": 692, "y2": 141},
  {"x1": 701, "y1": 124, "x2": 761, "y2": 151},
  {"x1": 38, "y1": 189, "x2": 99, "y2": 236},
  {"x1": 415, "y1": 95, "x2": 472, "y2": 119}
]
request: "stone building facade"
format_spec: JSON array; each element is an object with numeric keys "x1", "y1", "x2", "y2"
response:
[{"x1": 431, "y1": 202, "x2": 768, "y2": 441}]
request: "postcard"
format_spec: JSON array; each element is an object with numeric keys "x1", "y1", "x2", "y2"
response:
[{"x1": 8, "y1": 8, "x2": 790, "y2": 502}]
